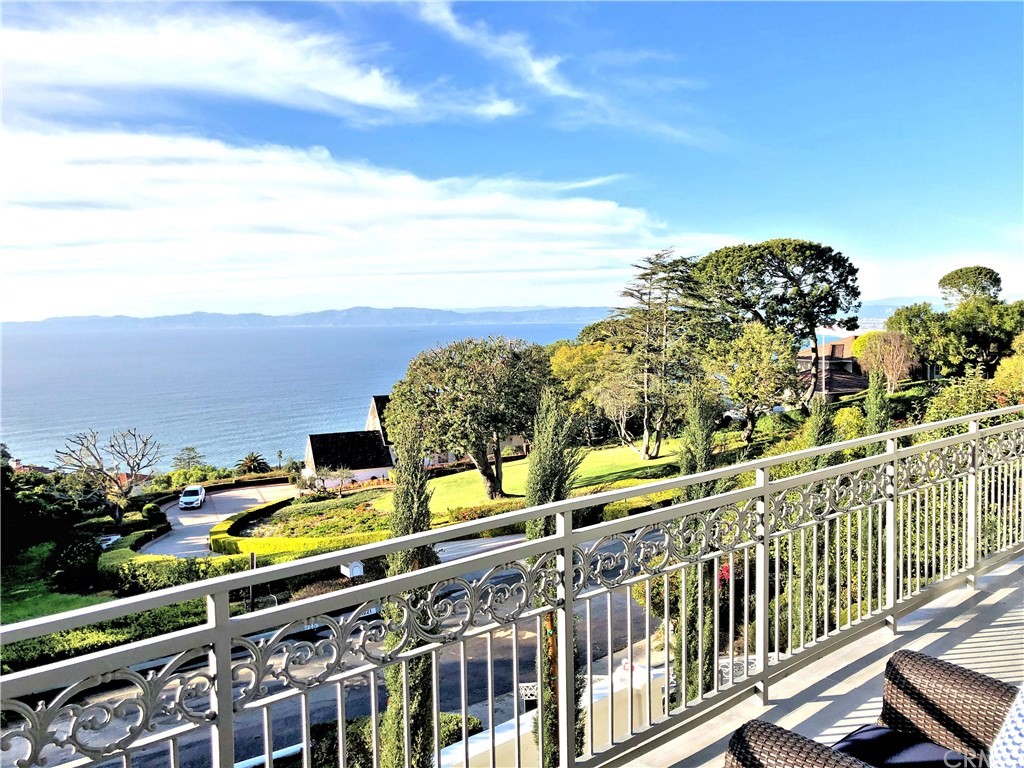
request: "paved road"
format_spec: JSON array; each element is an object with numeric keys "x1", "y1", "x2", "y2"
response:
[{"x1": 140, "y1": 484, "x2": 297, "y2": 557}]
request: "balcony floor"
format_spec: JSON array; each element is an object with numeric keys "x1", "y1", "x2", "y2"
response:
[{"x1": 629, "y1": 556, "x2": 1024, "y2": 768}]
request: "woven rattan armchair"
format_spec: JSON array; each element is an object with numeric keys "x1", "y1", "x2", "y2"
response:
[{"x1": 724, "y1": 650, "x2": 1020, "y2": 768}]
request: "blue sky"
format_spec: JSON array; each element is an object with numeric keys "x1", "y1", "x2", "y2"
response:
[{"x1": 2, "y1": 2, "x2": 1021, "y2": 320}]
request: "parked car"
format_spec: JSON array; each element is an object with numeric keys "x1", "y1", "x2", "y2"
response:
[{"x1": 178, "y1": 485, "x2": 206, "y2": 509}]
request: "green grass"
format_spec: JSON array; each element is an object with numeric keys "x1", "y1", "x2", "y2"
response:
[
  {"x1": 247, "y1": 489, "x2": 388, "y2": 538},
  {"x1": 374, "y1": 439, "x2": 683, "y2": 521},
  {"x1": 1, "y1": 543, "x2": 112, "y2": 625}
]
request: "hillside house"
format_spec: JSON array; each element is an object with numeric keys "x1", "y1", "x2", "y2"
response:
[
  {"x1": 796, "y1": 334, "x2": 869, "y2": 402},
  {"x1": 303, "y1": 430, "x2": 393, "y2": 484}
]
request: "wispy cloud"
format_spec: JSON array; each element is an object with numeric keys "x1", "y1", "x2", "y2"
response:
[
  {"x1": 2, "y1": 6, "x2": 514, "y2": 125},
  {"x1": 417, "y1": 1, "x2": 586, "y2": 100},
  {"x1": 415, "y1": 2, "x2": 721, "y2": 146},
  {"x1": 0, "y1": 127, "x2": 738, "y2": 320}
]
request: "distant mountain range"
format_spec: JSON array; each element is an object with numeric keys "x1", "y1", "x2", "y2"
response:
[
  {"x1": 2, "y1": 306, "x2": 615, "y2": 333},
  {"x1": 2, "y1": 298, "x2": 938, "y2": 334}
]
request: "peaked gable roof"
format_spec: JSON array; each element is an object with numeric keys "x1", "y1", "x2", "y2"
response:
[
  {"x1": 370, "y1": 394, "x2": 392, "y2": 445},
  {"x1": 307, "y1": 430, "x2": 393, "y2": 472}
]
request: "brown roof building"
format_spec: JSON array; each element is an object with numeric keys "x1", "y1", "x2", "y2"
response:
[{"x1": 797, "y1": 334, "x2": 868, "y2": 402}]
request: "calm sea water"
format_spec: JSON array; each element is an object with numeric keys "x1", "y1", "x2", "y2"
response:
[{"x1": 0, "y1": 324, "x2": 585, "y2": 469}]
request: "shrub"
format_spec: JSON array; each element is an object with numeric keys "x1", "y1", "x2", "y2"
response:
[
  {"x1": 213, "y1": 530, "x2": 390, "y2": 557},
  {"x1": 449, "y1": 498, "x2": 527, "y2": 523},
  {"x1": 297, "y1": 714, "x2": 483, "y2": 768},
  {"x1": 48, "y1": 536, "x2": 102, "y2": 592},
  {"x1": 1, "y1": 601, "x2": 208, "y2": 672},
  {"x1": 114, "y1": 555, "x2": 251, "y2": 596},
  {"x1": 293, "y1": 491, "x2": 336, "y2": 505},
  {"x1": 94, "y1": 522, "x2": 177, "y2": 588},
  {"x1": 73, "y1": 515, "x2": 119, "y2": 534},
  {"x1": 448, "y1": 499, "x2": 528, "y2": 537},
  {"x1": 141, "y1": 502, "x2": 167, "y2": 525},
  {"x1": 601, "y1": 489, "x2": 676, "y2": 521}
]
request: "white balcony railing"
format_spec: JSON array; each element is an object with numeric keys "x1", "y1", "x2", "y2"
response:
[{"x1": 2, "y1": 405, "x2": 1023, "y2": 768}]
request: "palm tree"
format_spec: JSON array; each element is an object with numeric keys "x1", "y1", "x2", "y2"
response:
[{"x1": 236, "y1": 452, "x2": 271, "y2": 474}]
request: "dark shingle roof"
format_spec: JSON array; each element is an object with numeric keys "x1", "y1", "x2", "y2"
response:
[
  {"x1": 308, "y1": 431, "x2": 394, "y2": 472},
  {"x1": 371, "y1": 394, "x2": 392, "y2": 445}
]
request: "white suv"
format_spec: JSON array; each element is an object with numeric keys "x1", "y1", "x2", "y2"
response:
[{"x1": 178, "y1": 485, "x2": 206, "y2": 509}]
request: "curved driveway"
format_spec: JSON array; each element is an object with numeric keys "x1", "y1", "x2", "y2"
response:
[{"x1": 140, "y1": 484, "x2": 297, "y2": 558}]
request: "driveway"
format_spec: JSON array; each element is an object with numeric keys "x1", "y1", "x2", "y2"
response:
[{"x1": 140, "y1": 484, "x2": 297, "y2": 558}]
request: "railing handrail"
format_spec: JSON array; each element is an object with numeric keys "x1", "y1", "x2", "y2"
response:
[{"x1": 2, "y1": 403, "x2": 1020, "y2": 647}]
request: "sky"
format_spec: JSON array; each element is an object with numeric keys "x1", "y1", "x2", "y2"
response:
[{"x1": 2, "y1": 1, "x2": 1022, "y2": 321}]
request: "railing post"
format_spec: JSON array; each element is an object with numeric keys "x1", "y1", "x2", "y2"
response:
[
  {"x1": 755, "y1": 467, "x2": 770, "y2": 704},
  {"x1": 967, "y1": 420, "x2": 980, "y2": 588},
  {"x1": 884, "y1": 437, "x2": 898, "y2": 634},
  {"x1": 555, "y1": 508, "x2": 577, "y2": 768},
  {"x1": 208, "y1": 590, "x2": 236, "y2": 768}
]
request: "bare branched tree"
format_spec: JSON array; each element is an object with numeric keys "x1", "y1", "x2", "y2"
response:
[
  {"x1": 858, "y1": 332, "x2": 916, "y2": 394},
  {"x1": 55, "y1": 428, "x2": 161, "y2": 525}
]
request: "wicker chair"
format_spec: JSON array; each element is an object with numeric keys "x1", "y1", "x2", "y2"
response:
[{"x1": 724, "y1": 650, "x2": 1020, "y2": 768}]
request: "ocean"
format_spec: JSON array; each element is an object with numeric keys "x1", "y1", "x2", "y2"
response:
[{"x1": 0, "y1": 323, "x2": 587, "y2": 470}]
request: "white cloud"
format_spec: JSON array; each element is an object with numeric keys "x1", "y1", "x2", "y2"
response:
[
  {"x1": 2, "y1": 6, "x2": 514, "y2": 124},
  {"x1": 0, "y1": 128, "x2": 737, "y2": 320},
  {"x1": 417, "y1": 2, "x2": 586, "y2": 99},
  {"x1": 474, "y1": 98, "x2": 522, "y2": 119}
]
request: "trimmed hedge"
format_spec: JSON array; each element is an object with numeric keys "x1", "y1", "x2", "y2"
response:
[
  {"x1": 447, "y1": 498, "x2": 528, "y2": 536},
  {"x1": 73, "y1": 513, "x2": 152, "y2": 535},
  {"x1": 601, "y1": 489, "x2": 676, "y2": 521},
  {"x1": 95, "y1": 523, "x2": 173, "y2": 589},
  {"x1": 290, "y1": 713, "x2": 483, "y2": 768},
  {"x1": 1, "y1": 600, "x2": 209, "y2": 673},
  {"x1": 114, "y1": 555, "x2": 252, "y2": 596}
]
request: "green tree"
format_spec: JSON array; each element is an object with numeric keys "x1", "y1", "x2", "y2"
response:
[
  {"x1": 523, "y1": 390, "x2": 586, "y2": 768},
  {"x1": 525, "y1": 390, "x2": 585, "y2": 511},
  {"x1": 992, "y1": 332, "x2": 1024, "y2": 404},
  {"x1": 886, "y1": 303, "x2": 945, "y2": 379},
  {"x1": 941, "y1": 297, "x2": 1024, "y2": 376},
  {"x1": 850, "y1": 331, "x2": 881, "y2": 361},
  {"x1": 615, "y1": 249, "x2": 704, "y2": 459},
  {"x1": 696, "y1": 238, "x2": 861, "y2": 403},
  {"x1": 805, "y1": 395, "x2": 836, "y2": 468},
  {"x1": 380, "y1": 433, "x2": 440, "y2": 768},
  {"x1": 549, "y1": 340, "x2": 614, "y2": 445},
  {"x1": 704, "y1": 322, "x2": 797, "y2": 444},
  {"x1": 676, "y1": 376, "x2": 723, "y2": 500},
  {"x1": 919, "y1": 368, "x2": 999, "y2": 440},
  {"x1": 171, "y1": 446, "x2": 206, "y2": 472},
  {"x1": 54, "y1": 428, "x2": 162, "y2": 527},
  {"x1": 863, "y1": 372, "x2": 891, "y2": 455},
  {"x1": 385, "y1": 337, "x2": 548, "y2": 499},
  {"x1": 938, "y1": 265, "x2": 1002, "y2": 306},
  {"x1": 235, "y1": 452, "x2": 271, "y2": 474}
]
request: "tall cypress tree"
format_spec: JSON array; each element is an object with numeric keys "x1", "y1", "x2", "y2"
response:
[
  {"x1": 864, "y1": 371, "x2": 891, "y2": 455},
  {"x1": 525, "y1": 389, "x2": 586, "y2": 768},
  {"x1": 806, "y1": 394, "x2": 837, "y2": 469},
  {"x1": 677, "y1": 377, "x2": 722, "y2": 501},
  {"x1": 380, "y1": 434, "x2": 439, "y2": 768}
]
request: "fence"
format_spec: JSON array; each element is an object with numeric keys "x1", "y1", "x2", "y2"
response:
[{"x1": 2, "y1": 405, "x2": 1023, "y2": 768}]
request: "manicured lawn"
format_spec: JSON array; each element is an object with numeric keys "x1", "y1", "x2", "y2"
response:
[
  {"x1": 374, "y1": 439, "x2": 683, "y2": 520},
  {"x1": 1, "y1": 543, "x2": 113, "y2": 625},
  {"x1": 245, "y1": 489, "x2": 389, "y2": 538}
]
